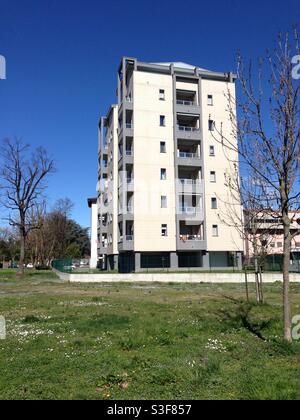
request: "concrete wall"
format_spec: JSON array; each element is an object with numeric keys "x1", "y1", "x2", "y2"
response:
[{"x1": 54, "y1": 270, "x2": 300, "y2": 284}]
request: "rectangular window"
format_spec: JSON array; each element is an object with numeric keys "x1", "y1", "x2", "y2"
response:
[
  {"x1": 161, "y1": 224, "x2": 168, "y2": 237},
  {"x1": 209, "y1": 145, "x2": 215, "y2": 156},
  {"x1": 277, "y1": 242, "x2": 283, "y2": 248},
  {"x1": 159, "y1": 89, "x2": 165, "y2": 100},
  {"x1": 211, "y1": 197, "x2": 218, "y2": 209},
  {"x1": 210, "y1": 171, "x2": 216, "y2": 183},
  {"x1": 208, "y1": 95, "x2": 214, "y2": 106},
  {"x1": 160, "y1": 141, "x2": 166, "y2": 153},
  {"x1": 160, "y1": 115, "x2": 166, "y2": 127},
  {"x1": 212, "y1": 225, "x2": 219, "y2": 237},
  {"x1": 161, "y1": 168, "x2": 167, "y2": 180},
  {"x1": 209, "y1": 119, "x2": 215, "y2": 131},
  {"x1": 161, "y1": 196, "x2": 167, "y2": 208}
]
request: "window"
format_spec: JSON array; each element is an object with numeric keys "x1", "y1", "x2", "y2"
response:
[
  {"x1": 160, "y1": 168, "x2": 167, "y2": 180},
  {"x1": 161, "y1": 224, "x2": 168, "y2": 237},
  {"x1": 211, "y1": 197, "x2": 218, "y2": 209},
  {"x1": 208, "y1": 95, "x2": 214, "y2": 106},
  {"x1": 295, "y1": 242, "x2": 300, "y2": 248},
  {"x1": 160, "y1": 115, "x2": 166, "y2": 127},
  {"x1": 209, "y1": 145, "x2": 215, "y2": 156},
  {"x1": 159, "y1": 89, "x2": 165, "y2": 100},
  {"x1": 161, "y1": 196, "x2": 167, "y2": 208},
  {"x1": 160, "y1": 141, "x2": 166, "y2": 153},
  {"x1": 210, "y1": 171, "x2": 216, "y2": 183},
  {"x1": 212, "y1": 225, "x2": 219, "y2": 237},
  {"x1": 277, "y1": 242, "x2": 283, "y2": 248},
  {"x1": 270, "y1": 243, "x2": 275, "y2": 248},
  {"x1": 208, "y1": 119, "x2": 215, "y2": 131}
]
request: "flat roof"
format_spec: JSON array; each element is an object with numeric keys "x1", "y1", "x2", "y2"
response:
[{"x1": 87, "y1": 197, "x2": 97, "y2": 208}]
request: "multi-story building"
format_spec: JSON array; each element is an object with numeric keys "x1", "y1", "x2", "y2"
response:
[
  {"x1": 244, "y1": 210, "x2": 300, "y2": 265},
  {"x1": 97, "y1": 57, "x2": 244, "y2": 272}
]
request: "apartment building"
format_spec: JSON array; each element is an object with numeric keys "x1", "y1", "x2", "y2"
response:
[
  {"x1": 97, "y1": 57, "x2": 244, "y2": 272},
  {"x1": 244, "y1": 211, "x2": 300, "y2": 264}
]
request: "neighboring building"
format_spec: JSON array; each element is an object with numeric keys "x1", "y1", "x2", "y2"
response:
[
  {"x1": 87, "y1": 198, "x2": 98, "y2": 269},
  {"x1": 244, "y1": 210, "x2": 300, "y2": 265},
  {"x1": 97, "y1": 57, "x2": 244, "y2": 272}
]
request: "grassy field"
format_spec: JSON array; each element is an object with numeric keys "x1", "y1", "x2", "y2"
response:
[{"x1": 0, "y1": 270, "x2": 300, "y2": 400}]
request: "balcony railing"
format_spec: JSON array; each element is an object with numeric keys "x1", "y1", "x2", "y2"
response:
[
  {"x1": 179, "y1": 179, "x2": 201, "y2": 186},
  {"x1": 126, "y1": 235, "x2": 134, "y2": 241},
  {"x1": 178, "y1": 151, "x2": 197, "y2": 159},
  {"x1": 179, "y1": 207, "x2": 201, "y2": 215},
  {"x1": 176, "y1": 100, "x2": 197, "y2": 106},
  {"x1": 126, "y1": 150, "x2": 133, "y2": 156},
  {"x1": 177, "y1": 125, "x2": 200, "y2": 132},
  {"x1": 179, "y1": 235, "x2": 203, "y2": 241},
  {"x1": 125, "y1": 97, "x2": 132, "y2": 103},
  {"x1": 126, "y1": 123, "x2": 133, "y2": 129}
]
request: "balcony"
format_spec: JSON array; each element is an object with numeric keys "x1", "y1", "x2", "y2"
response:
[
  {"x1": 177, "y1": 234, "x2": 205, "y2": 251},
  {"x1": 177, "y1": 114, "x2": 200, "y2": 139},
  {"x1": 118, "y1": 221, "x2": 134, "y2": 251},
  {"x1": 118, "y1": 95, "x2": 133, "y2": 116},
  {"x1": 126, "y1": 178, "x2": 134, "y2": 192},
  {"x1": 177, "y1": 221, "x2": 205, "y2": 250},
  {"x1": 118, "y1": 238, "x2": 134, "y2": 252},
  {"x1": 176, "y1": 124, "x2": 201, "y2": 141},
  {"x1": 177, "y1": 179, "x2": 203, "y2": 194},
  {"x1": 178, "y1": 205, "x2": 204, "y2": 222},
  {"x1": 177, "y1": 151, "x2": 202, "y2": 167},
  {"x1": 176, "y1": 90, "x2": 200, "y2": 114},
  {"x1": 177, "y1": 125, "x2": 199, "y2": 133}
]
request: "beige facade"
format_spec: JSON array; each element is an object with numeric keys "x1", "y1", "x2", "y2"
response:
[
  {"x1": 244, "y1": 211, "x2": 300, "y2": 264},
  {"x1": 97, "y1": 58, "x2": 244, "y2": 272}
]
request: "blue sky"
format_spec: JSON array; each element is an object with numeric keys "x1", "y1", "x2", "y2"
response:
[{"x1": 0, "y1": 0, "x2": 298, "y2": 227}]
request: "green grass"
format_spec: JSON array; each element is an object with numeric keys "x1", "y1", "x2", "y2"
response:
[{"x1": 0, "y1": 270, "x2": 300, "y2": 400}]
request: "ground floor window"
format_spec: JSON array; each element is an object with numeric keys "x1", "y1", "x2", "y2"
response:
[{"x1": 141, "y1": 253, "x2": 170, "y2": 269}]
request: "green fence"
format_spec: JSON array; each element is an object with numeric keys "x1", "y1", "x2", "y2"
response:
[{"x1": 52, "y1": 259, "x2": 73, "y2": 274}]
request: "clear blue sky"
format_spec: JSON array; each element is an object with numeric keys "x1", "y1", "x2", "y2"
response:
[{"x1": 0, "y1": 0, "x2": 297, "y2": 227}]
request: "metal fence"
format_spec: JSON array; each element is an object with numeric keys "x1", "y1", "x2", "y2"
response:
[{"x1": 52, "y1": 259, "x2": 73, "y2": 274}]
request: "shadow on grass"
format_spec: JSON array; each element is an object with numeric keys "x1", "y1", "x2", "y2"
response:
[{"x1": 219, "y1": 297, "x2": 275, "y2": 341}]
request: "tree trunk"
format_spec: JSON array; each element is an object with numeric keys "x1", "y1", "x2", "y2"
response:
[
  {"x1": 18, "y1": 231, "x2": 25, "y2": 277},
  {"x1": 244, "y1": 269, "x2": 249, "y2": 302},
  {"x1": 259, "y1": 265, "x2": 264, "y2": 304},
  {"x1": 283, "y1": 220, "x2": 292, "y2": 342}
]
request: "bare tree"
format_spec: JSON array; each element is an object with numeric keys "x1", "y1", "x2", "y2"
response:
[
  {"x1": 218, "y1": 165, "x2": 279, "y2": 302},
  {"x1": 212, "y1": 30, "x2": 300, "y2": 341},
  {"x1": 0, "y1": 138, "x2": 55, "y2": 276}
]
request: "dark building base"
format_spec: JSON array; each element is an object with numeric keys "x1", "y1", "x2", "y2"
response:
[{"x1": 109, "y1": 251, "x2": 243, "y2": 273}]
